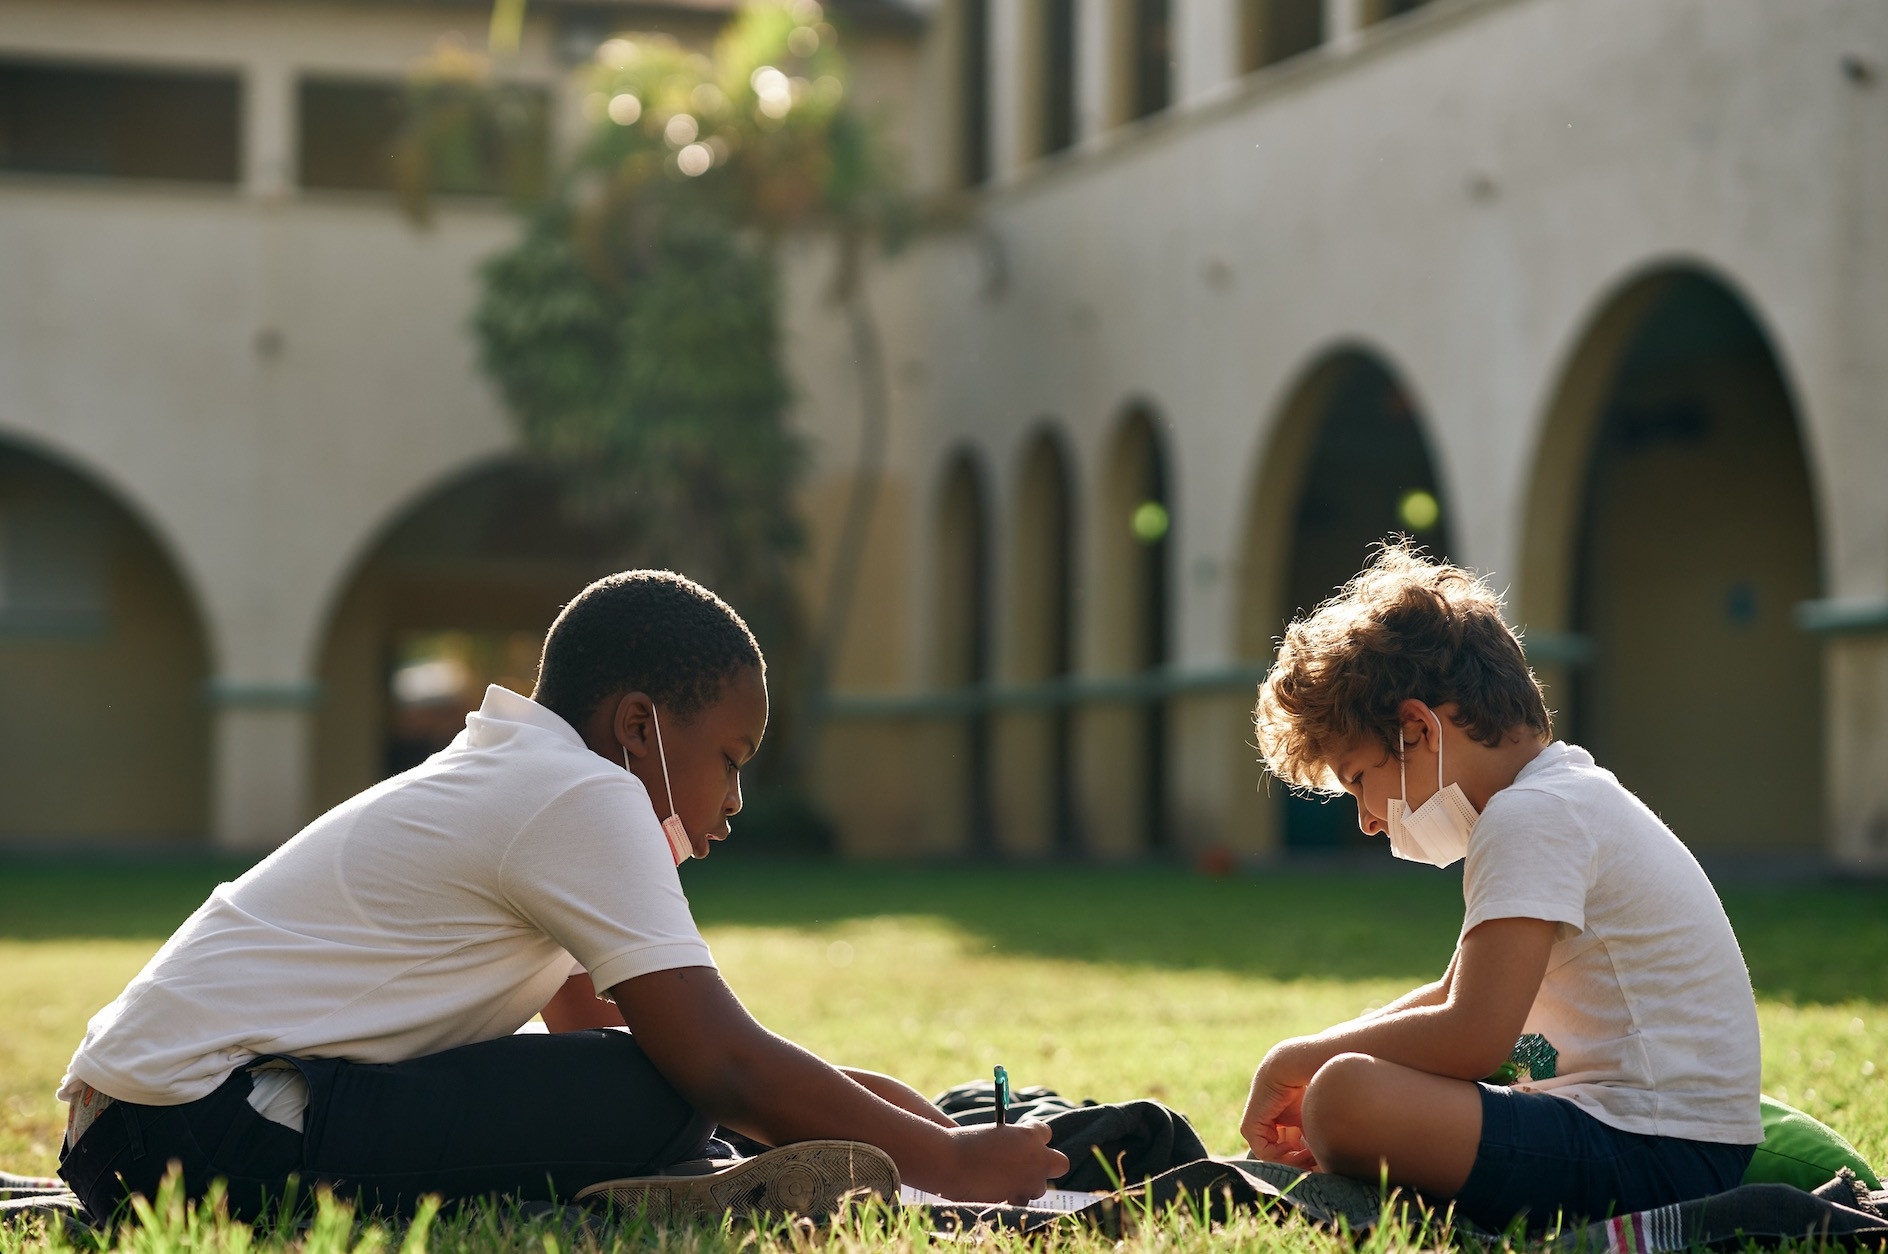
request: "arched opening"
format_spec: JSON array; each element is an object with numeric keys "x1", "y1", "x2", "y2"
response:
[
  {"x1": 1235, "y1": 349, "x2": 1450, "y2": 854},
  {"x1": 0, "y1": 438, "x2": 211, "y2": 848},
  {"x1": 1525, "y1": 268, "x2": 1822, "y2": 851},
  {"x1": 931, "y1": 450, "x2": 995, "y2": 853},
  {"x1": 996, "y1": 428, "x2": 1077, "y2": 856},
  {"x1": 1085, "y1": 406, "x2": 1171, "y2": 853},
  {"x1": 311, "y1": 459, "x2": 622, "y2": 812}
]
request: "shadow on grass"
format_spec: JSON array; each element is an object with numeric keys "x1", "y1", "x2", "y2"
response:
[{"x1": 2, "y1": 857, "x2": 1884, "y2": 1004}]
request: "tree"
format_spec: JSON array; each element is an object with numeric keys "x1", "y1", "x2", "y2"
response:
[{"x1": 402, "y1": 0, "x2": 905, "y2": 783}]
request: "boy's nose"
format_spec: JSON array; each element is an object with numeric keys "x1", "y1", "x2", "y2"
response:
[{"x1": 1355, "y1": 798, "x2": 1384, "y2": 836}]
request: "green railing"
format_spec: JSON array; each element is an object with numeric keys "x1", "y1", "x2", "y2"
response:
[{"x1": 818, "y1": 663, "x2": 1273, "y2": 720}]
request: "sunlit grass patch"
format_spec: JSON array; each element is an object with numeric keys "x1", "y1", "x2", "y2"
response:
[{"x1": 1, "y1": 857, "x2": 1884, "y2": 1253}]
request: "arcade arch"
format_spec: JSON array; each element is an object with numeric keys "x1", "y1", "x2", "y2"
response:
[
  {"x1": 1521, "y1": 266, "x2": 1822, "y2": 852},
  {"x1": 1082, "y1": 405, "x2": 1172, "y2": 854},
  {"x1": 928, "y1": 449, "x2": 995, "y2": 853},
  {"x1": 994, "y1": 426, "x2": 1077, "y2": 856},
  {"x1": 1233, "y1": 348, "x2": 1450, "y2": 853},
  {"x1": 310, "y1": 458, "x2": 621, "y2": 814},
  {"x1": 0, "y1": 437, "x2": 212, "y2": 848}
]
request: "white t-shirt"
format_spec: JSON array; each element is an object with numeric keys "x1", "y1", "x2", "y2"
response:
[
  {"x1": 1462, "y1": 742, "x2": 1762, "y2": 1144},
  {"x1": 61, "y1": 685, "x2": 714, "y2": 1109}
]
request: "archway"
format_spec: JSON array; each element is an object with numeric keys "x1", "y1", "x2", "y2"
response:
[
  {"x1": 311, "y1": 459, "x2": 622, "y2": 812},
  {"x1": 930, "y1": 450, "x2": 995, "y2": 854},
  {"x1": 0, "y1": 438, "x2": 211, "y2": 847},
  {"x1": 995, "y1": 427, "x2": 1077, "y2": 856},
  {"x1": 1524, "y1": 267, "x2": 1822, "y2": 851},
  {"x1": 1083, "y1": 406, "x2": 1171, "y2": 854},
  {"x1": 1236, "y1": 349, "x2": 1451, "y2": 853}
]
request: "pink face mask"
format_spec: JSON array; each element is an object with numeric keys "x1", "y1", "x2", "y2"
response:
[{"x1": 624, "y1": 706, "x2": 693, "y2": 867}]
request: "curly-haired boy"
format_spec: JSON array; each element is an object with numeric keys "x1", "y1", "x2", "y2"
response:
[{"x1": 1243, "y1": 542, "x2": 1760, "y2": 1232}]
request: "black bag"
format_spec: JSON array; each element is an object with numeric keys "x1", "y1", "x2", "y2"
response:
[{"x1": 933, "y1": 1080, "x2": 1210, "y2": 1192}]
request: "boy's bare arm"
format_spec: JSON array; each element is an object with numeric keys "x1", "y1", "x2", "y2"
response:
[
  {"x1": 1242, "y1": 919, "x2": 1551, "y2": 1156},
  {"x1": 611, "y1": 966, "x2": 1067, "y2": 1202},
  {"x1": 1272, "y1": 918, "x2": 1552, "y2": 1082},
  {"x1": 840, "y1": 1069, "x2": 957, "y2": 1127},
  {"x1": 1357, "y1": 948, "x2": 1459, "y2": 1021}
]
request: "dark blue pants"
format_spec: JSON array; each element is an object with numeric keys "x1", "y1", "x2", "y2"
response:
[
  {"x1": 1454, "y1": 1084, "x2": 1756, "y2": 1233},
  {"x1": 59, "y1": 1030, "x2": 715, "y2": 1222}
]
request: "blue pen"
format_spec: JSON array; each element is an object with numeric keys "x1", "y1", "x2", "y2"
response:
[{"x1": 993, "y1": 1064, "x2": 1011, "y2": 1126}]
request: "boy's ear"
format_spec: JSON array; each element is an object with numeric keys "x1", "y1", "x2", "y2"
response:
[
  {"x1": 1396, "y1": 698, "x2": 1439, "y2": 752},
  {"x1": 611, "y1": 691, "x2": 658, "y2": 760}
]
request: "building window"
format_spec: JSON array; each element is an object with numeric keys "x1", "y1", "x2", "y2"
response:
[
  {"x1": 1040, "y1": 0, "x2": 1076, "y2": 156},
  {"x1": 1128, "y1": 0, "x2": 1172, "y2": 120},
  {"x1": 297, "y1": 77, "x2": 549, "y2": 197},
  {"x1": 959, "y1": 0, "x2": 992, "y2": 186},
  {"x1": 1242, "y1": 0, "x2": 1324, "y2": 71},
  {"x1": 0, "y1": 59, "x2": 239, "y2": 184}
]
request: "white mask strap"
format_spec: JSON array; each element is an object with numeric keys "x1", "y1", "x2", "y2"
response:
[
  {"x1": 1426, "y1": 706, "x2": 1445, "y2": 793},
  {"x1": 650, "y1": 705, "x2": 678, "y2": 821},
  {"x1": 1399, "y1": 727, "x2": 1409, "y2": 801},
  {"x1": 1401, "y1": 706, "x2": 1446, "y2": 802}
]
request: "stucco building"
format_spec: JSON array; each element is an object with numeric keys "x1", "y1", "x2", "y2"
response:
[{"x1": 2, "y1": 0, "x2": 1884, "y2": 863}]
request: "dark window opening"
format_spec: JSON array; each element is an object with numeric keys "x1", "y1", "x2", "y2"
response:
[
  {"x1": 960, "y1": 0, "x2": 992, "y2": 185},
  {"x1": 1129, "y1": 0, "x2": 1172, "y2": 120},
  {"x1": 0, "y1": 59, "x2": 239, "y2": 183},
  {"x1": 1041, "y1": 0, "x2": 1077, "y2": 155},
  {"x1": 1242, "y1": 0, "x2": 1324, "y2": 72},
  {"x1": 298, "y1": 77, "x2": 548, "y2": 198}
]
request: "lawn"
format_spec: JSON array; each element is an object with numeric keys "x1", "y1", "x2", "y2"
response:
[{"x1": 2, "y1": 857, "x2": 1884, "y2": 1252}]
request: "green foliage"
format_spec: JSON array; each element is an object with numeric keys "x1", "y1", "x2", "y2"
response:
[
  {"x1": 460, "y1": 0, "x2": 901, "y2": 683},
  {"x1": 394, "y1": 43, "x2": 549, "y2": 222},
  {"x1": 474, "y1": 214, "x2": 802, "y2": 645}
]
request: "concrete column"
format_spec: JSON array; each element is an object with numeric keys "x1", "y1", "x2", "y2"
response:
[
  {"x1": 1825, "y1": 633, "x2": 1888, "y2": 866},
  {"x1": 1175, "y1": 0, "x2": 1241, "y2": 109},
  {"x1": 990, "y1": 0, "x2": 1029, "y2": 177},
  {"x1": 210, "y1": 682, "x2": 318, "y2": 851},
  {"x1": 1324, "y1": 0, "x2": 1365, "y2": 51},
  {"x1": 243, "y1": 59, "x2": 294, "y2": 201},
  {"x1": 1073, "y1": 0, "x2": 1114, "y2": 142}
]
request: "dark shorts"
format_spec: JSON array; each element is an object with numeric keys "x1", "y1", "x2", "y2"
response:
[
  {"x1": 59, "y1": 1029, "x2": 715, "y2": 1222},
  {"x1": 1453, "y1": 1084, "x2": 1755, "y2": 1234}
]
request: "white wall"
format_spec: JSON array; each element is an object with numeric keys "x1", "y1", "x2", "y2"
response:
[{"x1": 859, "y1": 0, "x2": 1888, "y2": 857}]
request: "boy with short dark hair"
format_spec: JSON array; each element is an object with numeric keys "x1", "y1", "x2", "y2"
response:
[
  {"x1": 1243, "y1": 543, "x2": 1760, "y2": 1231},
  {"x1": 59, "y1": 571, "x2": 1065, "y2": 1221}
]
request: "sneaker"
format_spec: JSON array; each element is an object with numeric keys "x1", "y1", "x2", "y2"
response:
[{"x1": 574, "y1": 1139, "x2": 900, "y2": 1222}]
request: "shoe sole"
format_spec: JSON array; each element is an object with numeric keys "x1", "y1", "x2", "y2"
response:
[{"x1": 574, "y1": 1139, "x2": 900, "y2": 1222}]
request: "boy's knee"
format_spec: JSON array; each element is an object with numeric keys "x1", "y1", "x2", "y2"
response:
[{"x1": 1302, "y1": 1053, "x2": 1386, "y2": 1165}]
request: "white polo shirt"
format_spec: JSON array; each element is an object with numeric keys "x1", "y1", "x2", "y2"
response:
[
  {"x1": 61, "y1": 685, "x2": 714, "y2": 1109},
  {"x1": 1462, "y1": 742, "x2": 1763, "y2": 1144}
]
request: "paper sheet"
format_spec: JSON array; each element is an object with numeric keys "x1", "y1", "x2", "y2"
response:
[{"x1": 898, "y1": 1184, "x2": 1108, "y2": 1213}]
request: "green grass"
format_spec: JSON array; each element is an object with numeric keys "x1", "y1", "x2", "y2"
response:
[{"x1": 2, "y1": 857, "x2": 1885, "y2": 1253}]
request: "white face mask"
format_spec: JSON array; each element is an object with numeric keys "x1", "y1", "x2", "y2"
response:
[
  {"x1": 625, "y1": 706, "x2": 694, "y2": 867},
  {"x1": 1384, "y1": 707, "x2": 1479, "y2": 869}
]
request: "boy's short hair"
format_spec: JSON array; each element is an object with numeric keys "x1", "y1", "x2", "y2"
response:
[
  {"x1": 534, "y1": 570, "x2": 763, "y2": 730},
  {"x1": 1255, "y1": 542, "x2": 1550, "y2": 792}
]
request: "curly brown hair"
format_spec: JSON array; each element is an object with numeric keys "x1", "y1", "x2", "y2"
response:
[{"x1": 1255, "y1": 541, "x2": 1551, "y2": 792}]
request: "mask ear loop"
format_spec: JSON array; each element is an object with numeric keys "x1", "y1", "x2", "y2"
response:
[
  {"x1": 1401, "y1": 707, "x2": 1446, "y2": 804},
  {"x1": 1425, "y1": 706, "x2": 1445, "y2": 794},
  {"x1": 650, "y1": 705, "x2": 679, "y2": 823},
  {"x1": 1397, "y1": 725, "x2": 1412, "y2": 804}
]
